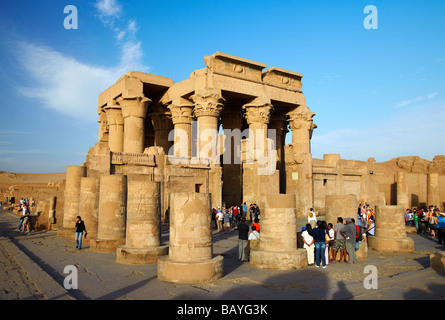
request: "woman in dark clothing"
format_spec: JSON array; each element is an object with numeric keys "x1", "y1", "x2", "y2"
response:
[{"x1": 75, "y1": 216, "x2": 87, "y2": 249}]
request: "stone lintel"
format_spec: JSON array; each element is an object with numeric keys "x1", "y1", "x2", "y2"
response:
[
  {"x1": 204, "y1": 52, "x2": 267, "y2": 83},
  {"x1": 262, "y1": 67, "x2": 303, "y2": 91}
]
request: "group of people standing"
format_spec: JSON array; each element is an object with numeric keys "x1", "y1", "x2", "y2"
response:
[
  {"x1": 405, "y1": 206, "x2": 445, "y2": 244},
  {"x1": 212, "y1": 202, "x2": 260, "y2": 233}
]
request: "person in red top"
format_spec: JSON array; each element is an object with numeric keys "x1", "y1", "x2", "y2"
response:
[{"x1": 252, "y1": 217, "x2": 260, "y2": 233}]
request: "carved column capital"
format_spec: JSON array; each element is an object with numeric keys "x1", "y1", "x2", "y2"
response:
[
  {"x1": 104, "y1": 103, "x2": 124, "y2": 126},
  {"x1": 168, "y1": 104, "x2": 194, "y2": 125},
  {"x1": 243, "y1": 99, "x2": 274, "y2": 125},
  {"x1": 287, "y1": 105, "x2": 315, "y2": 131},
  {"x1": 190, "y1": 89, "x2": 225, "y2": 118},
  {"x1": 117, "y1": 95, "x2": 151, "y2": 119}
]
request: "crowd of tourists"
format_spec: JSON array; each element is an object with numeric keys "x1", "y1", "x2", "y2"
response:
[
  {"x1": 212, "y1": 202, "x2": 260, "y2": 233},
  {"x1": 404, "y1": 205, "x2": 445, "y2": 244},
  {"x1": 301, "y1": 204, "x2": 376, "y2": 268}
]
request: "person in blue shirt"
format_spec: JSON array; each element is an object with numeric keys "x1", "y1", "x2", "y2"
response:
[
  {"x1": 309, "y1": 220, "x2": 328, "y2": 268},
  {"x1": 436, "y1": 212, "x2": 445, "y2": 245}
]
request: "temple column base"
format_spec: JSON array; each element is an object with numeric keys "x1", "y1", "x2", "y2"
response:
[
  {"x1": 368, "y1": 236, "x2": 414, "y2": 253},
  {"x1": 90, "y1": 237, "x2": 125, "y2": 253},
  {"x1": 250, "y1": 249, "x2": 307, "y2": 270},
  {"x1": 116, "y1": 245, "x2": 169, "y2": 265},
  {"x1": 157, "y1": 255, "x2": 224, "y2": 283}
]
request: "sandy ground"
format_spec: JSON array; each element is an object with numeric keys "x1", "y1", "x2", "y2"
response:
[{"x1": 1, "y1": 208, "x2": 445, "y2": 303}]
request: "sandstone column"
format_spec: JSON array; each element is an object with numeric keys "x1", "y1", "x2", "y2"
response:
[
  {"x1": 117, "y1": 95, "x2": 151, "y2": 154},
  {"x1": 157, "y1": 192, "x2": 223, "y2": 283},
  {"x1": 78, "y1": 177, "x2": 100, "y2": 242},
  {"x1": 90, "y1": 175, "x2": 127, "y2": 252},
  {"x1": 168, "y1": 103, "x2": 194, "y2": 158},
  {"x1": 250, "y1": 194, "x2": 307, "y2": 270},
  {"x1": 286, "y1": 105, "x2": 316, "y2": 217},
  {"x1": 368, "y1": 205, "x2": 414, "y2": 253},
  {"x1": 396, "y1": 172, "x2": 410, "y2": 209},
  {"x1": 150, "y1": 112, "x2": 173, "y2": 155},
  {"x1": 242, "y1": 98, "x2": 276, "y2": 204},
  {"x1": 427, "y1": 173, "x2": 440, "y2": 207},
  {"x1": 116, "y1": 180, "x2": 168, "y2": 264},
  {"x1": 191, "y1": 88, "x2": 225, "y2": 162},
  {"x1": 104, "y1": 103, "x2": 124, "y2": 153},
  {"x1": 58, "y1": 165, "x2": 86, "y2": 238}
]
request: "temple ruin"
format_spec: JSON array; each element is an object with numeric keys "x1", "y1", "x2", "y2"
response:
[{"x1": 4, "y1": 52, "x2": 445, "y2": 279}]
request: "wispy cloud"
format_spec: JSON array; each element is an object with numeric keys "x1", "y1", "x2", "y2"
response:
[
  {"x1": 13, "y1": 0, "x2": 147, "y2": 122},
  {"x1": 394, "y1": 92, "x2": 438, "y2": 109}
]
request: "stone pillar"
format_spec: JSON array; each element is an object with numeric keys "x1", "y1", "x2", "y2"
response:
[
  {"x1": 286, "y1": 105, "x2": 316, "y2": 217},
  {"x1": 325, "y1": 195, "x2": 357, "y2": 227},
  {"x1": 157, "y1": 192, "x2": 223, "y2": 283},
  {"x1": 396, "y1": 172, "x2": 410, "y2": 209},
  {"x1": 78, "y1": 177, "x2": 100, "y2": 242},
  {"x1": 269, "y1": 115, "x2": 287, "y2": 193},
  {"x1": 287, "y1": 105, "x2": 315, "y2": 154},
  {"x1": 191, "y1": 88, "x2": 225, "y2": 161},
  {"x1": 428, "y1": 173, "x2": 440, "y2": 207},
  {"x1": 368, "y1": 205, "x2": 414, "y2": 253},
  {"x1": 48, "y1": 196, "x2": 56, "y2": 225},
  {"x1": 168, "y1": 103, "x2": 194, "y2": 158},
  {"x1": 58, "y1": 165, "x2": 86, "y2": 238},
  {"x1": 116, "y1": 180, "x2": 168, "y2": 264},
  {"x1": 90, "y1": 175, "x2": 127, "y2": 252},
  {"x1": 117, "y1": 95, "x2": 151, "y2": 154},
  {"x1": 250, "y1": 194, "x2": 307, "y2": 270},
  {"x1": 97, "y1": 108, "x2": 109, "y2": 144},
  {"x1": 150, "y1": 113, "x2": 173, "y2": 155},
  {"x1": 104, "y1": 103, "x2": 124, "y2": 153}
]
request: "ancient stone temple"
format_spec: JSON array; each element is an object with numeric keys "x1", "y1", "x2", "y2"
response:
[{"x1": 56, "y1": 52, "x2": 445, "y2": 276}]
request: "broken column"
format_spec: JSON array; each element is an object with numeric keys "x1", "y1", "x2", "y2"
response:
[
  {"x1": 396, "y1": 172, "x2": 410, "y2": 209},
  {"x1": 58, "y1": 165, "x2": 86, "y2": 238},
  {"x1": 368, "y1": 205, "x2": 414, "y2": 253},
  {"x1": 427, "y1": 173, "x2": 440, "y2": 207},
  {"x1": 157, "y1": 192, "x2": 223, "y2": 283},
  {"x1": 250, "y1": 194, "x2": 307, "y2": 270},
  {"x1": 90, "y1": 175, "x2": 127, "y2": 252},
  {"x1": 116, "y1": 180, "x2": 168, "y2": 264}
]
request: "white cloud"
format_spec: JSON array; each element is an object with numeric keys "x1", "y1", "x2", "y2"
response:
[
  {"x1": 394, "y1": 92, "x2": 438, "y2": 109},
  {"x1": 13, "y1": 0, "x2": 148, "y2": 122}
]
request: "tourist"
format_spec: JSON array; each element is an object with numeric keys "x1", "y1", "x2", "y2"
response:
[
  {"x1": 75, "y1": 216, "x2": 87, "y2": 249},
  {"x1": 327, "y1": 223, "x2": 335, "y2": 262},
  {"x1": 320, "y1": 220, "x2": 330, "y2": 266},
  {"x1": 252, "y1": 217, "x2": 260, "y2": 233},
  {"x1": 436, "y1": 212, "x2": 445, "y2": 245},
  {"x1": 344, "y1": 218, "x2": 357, "y2": 264},
  {"x1": 216, "y1": 207, "x2": 224, "y2": 232},
  {"x1": 404, "y1": 209, "x2": 412, "y2": 227},
  {"x1": 242, "y1": 202, "x2": 248, "y2": 218},
  {"x1": 351, "y1": 218, "x2": 360, "y2": 252},
  {"x1": 17, "y1": 206, "x2": 27, "y2": 231},
  {"x1": 249, "y1": 204, "x2": 255, "y2": 222},
  {"x1": 232, "y1": 206, "x2": 239, "y2": 229},
  {"x1": 254, "y1": 203, "x2": 260, "y2": 221},
  {"x1": 20, "y1": 205, "x2": 31, "y2": 234},
  {"x1": 429, "y1": 209, "x2": 438, "y2": 237},
  {"x1": 211, "y1": 208, "x2": 217, "y2": 230},
  {"x1": 413, "y1": 209, "x2": 420, "y2": 232},
  {"x1": 367, "y1": 217, "x2": 375, "y2": 239},
  {"x1": 223, "y1": 209, "x2": 231, "y2": 233},
  {"x1": 419, "y1": 209, "x2": 428, "y2": 234},
  {"x1": 308, "y1": 208, "x2": 317, "y2": 229},
  {"x1": 244, "y1": 225, "x2": 260, "y2": 261},
  {"x1": 302, "y1": 223, "x2": 315, "y2": 266},
  {"x1": 332, "y1": 217, "x2": 347, "y2": 263},
  {"x1": 309, "y1": 220, "x2": 327, "y2": 268},
  {"x1": 238, "y1": 217, "x2": 250, "y2": 261}
]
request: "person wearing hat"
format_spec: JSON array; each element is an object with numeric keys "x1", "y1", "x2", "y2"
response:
[
  {"x1": 436, "y1": 212, "x2": 445, "y2": 245},
  {"x1": 344, "y1": 218, "x2": 357, "y2": 264}
]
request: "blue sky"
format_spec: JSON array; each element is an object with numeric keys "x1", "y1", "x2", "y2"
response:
[{"x1": 0, "y1": 0, "x2": 444, "y2": 173}]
